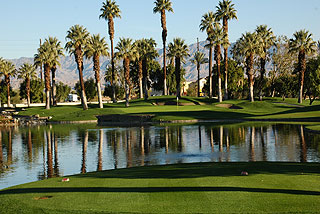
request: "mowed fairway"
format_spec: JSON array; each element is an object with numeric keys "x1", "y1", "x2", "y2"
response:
[{"x1": 0, "y1": 162, "x2": 319, "y2": 214}]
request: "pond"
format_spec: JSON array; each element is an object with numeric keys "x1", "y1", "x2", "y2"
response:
[{"x1": 0, "y1": 123, "x2": 319, "y2": 190}]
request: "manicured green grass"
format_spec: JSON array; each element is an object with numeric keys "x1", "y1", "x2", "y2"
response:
[
  {"x1": 0, "y1": 162, "x2": 319, "y2": 214},
  {"x1": 17, "y1": 97, "x2": 320, "y2": 125}
]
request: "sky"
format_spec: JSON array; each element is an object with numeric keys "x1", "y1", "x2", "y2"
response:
[{"x1": 0, "y1": 0, "x2": 319, "y2": 59}]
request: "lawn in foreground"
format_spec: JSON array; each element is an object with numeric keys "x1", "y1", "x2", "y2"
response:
[{"x1": 0, "y1": 162, "x2": 319, "y2": 214}]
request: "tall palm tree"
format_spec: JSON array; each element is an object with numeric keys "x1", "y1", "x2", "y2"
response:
[
  {"x1": 34, "y1": 40, "x2": 55, "y2": 109},
  {"x1": 134, "y1": 39, "x2": 145, "y2": 99},
  {"x1": 153, "y1": 0, "x2": 173, "y2": 96},
  {"x1": 18, "y1": 63, "x2": 37, "y2": 107},
  {"x1": 256, "y1": 25, "x2": 275, "y2": 101},
  {"x1": 200, "y1": 11, "x2": 215, "y2": 98},
  {"x1": 0, "y1": 60, "x2": 16, "y2": 107},
  {"x1": 190, "y1": 51, "x2": 208, "y2": 97},
  {"x1": 85, "y1": 34, "x2": 109, "y2": 109},
  {"x1": 167, "y1": 38, "x2": 189, "y2": 98},
  {"x1": 209, "y1": 23, "x2": 227, "y2": 102},
  {"x1": 65, "y1": 25, "x2": 90, "y2": 110},
  {"x1": 115, "y1": 38, "x2": 137, "y2": 107},
  {"x1": 215, "y1": 0, "x2": 237, "y2": 100},
  {"x1": 233, "y1": 32, "x2": 259, "y2": 102},
  {"x1": 289, "y1": 30, "x2": 316, "y2": 103},
  {"x1": 48, "y1": 37, "x2": 64, "y2": 106},
  {"x1": 100, "y1": 0, "x2": 121, "y2": 103}
]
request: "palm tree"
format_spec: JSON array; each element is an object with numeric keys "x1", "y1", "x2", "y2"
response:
[
  {"x1": 85, "y1": 34, "x2": 109, "y2": 108},
  {"x1": 289, "y1": 30, "x2": 316, "y2": 103},
  {"x1": 215, "y1": 0, "x2": 237, "y2": 100},
  {"x1": 256, "y1": 25, "x2": 275, "y2": 101},
  {"x1": 65, "y1": 25, "x2": 90, "y2": 110},
  {"x1": 190, "y1": 51, "x2": 208, "y2": 97},
  {"x1": 100, "y1": 0, "x2": 121, "y2": 103},
  {"x1": 209, "y1": 23, "x2": 227, "y2": 102},
  {"x1": 168, "y1": 38, "x2": 189, "y2": 98},
  {"x1": 134, "y1": 38, "x2": 158, "y2": 100},
  {"x1": 48, "y1": 37, "x2": 64, "y2": 106},
  {"x1": 34, "y1": 40, "x2": 55, "y2": 109},
  {"x1": 0, "y1": 60, "x2": 16, "y2": 107},
  {"x1": 115, "y1": 38, "x2": 137, "y2": 107},
  {"x1": 153, "y1": 0, "x2": 173, "y2": 96},
  {"x1": 200, "y1": 11, "x2": 215, "y2": 98},
  {"x1": 18, "y1": 63, "x2": 37, "y2": 107},
  {"x1": 233, "y1": 32, "x2": 259, "y2": 102}
]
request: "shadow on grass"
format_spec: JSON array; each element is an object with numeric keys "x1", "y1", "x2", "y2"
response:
[
  {"x1": 75, "y1": 162, "x2": 320, "y2": 179},
  {"x1": 1, "y1": 186, "x2": 319, "y2": 196},
  {"x1": 264, "y1": 105, "x2": 320, "y2": 117}
]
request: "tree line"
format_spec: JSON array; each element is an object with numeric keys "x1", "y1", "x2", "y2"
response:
[{"x1": 1, "y1": 0, "x2": 320, "y2": 110}]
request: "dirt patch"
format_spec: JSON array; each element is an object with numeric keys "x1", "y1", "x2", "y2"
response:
[
  {"x1": 216, "y1": 104, "x2": 243, "y2": 109},
  {"x1": 156, "y1": 101, "x2": 195, "y2": 106},
  {"x1": 34, "y1": 196, "x2": 53, "y2": 200}
]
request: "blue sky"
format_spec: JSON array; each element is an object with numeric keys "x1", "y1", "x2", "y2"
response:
[{"x1": 0, "y1": 0, "x2": 319, "y2": 59}]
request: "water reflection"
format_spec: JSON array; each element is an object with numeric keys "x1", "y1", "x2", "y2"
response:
[{"x1": 0, "y1": 123, "x2": 320, "y2": 190}]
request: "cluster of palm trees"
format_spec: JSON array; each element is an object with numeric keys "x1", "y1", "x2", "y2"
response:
[
  {"x1": 1, "y1": 0, "x2": 319, "y2": 109},
  {"x1": 0, "y1": 58, "x2": 38, "y2": 108},
  {"x1": 199, "y1": 0, "x2": 237, "y2": 102}
]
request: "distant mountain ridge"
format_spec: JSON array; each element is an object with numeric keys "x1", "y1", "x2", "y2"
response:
[{"x1": 7, "y1": 41, "x2": 233, "y2": 89}]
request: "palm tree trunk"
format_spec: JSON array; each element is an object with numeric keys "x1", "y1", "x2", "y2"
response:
[
  {"x1": 209, "y1": 46, "x2": 213, "y2": 98},
  {"x1": 217, "y1": 45, "x2": 222, "y2": 102},
  {"x1": 197, "y1": 63, "x2": 200, "y2": 97},
  {"x1": 247, "y1": 54, "x2": 254, "y2": 102},
  {"x1": 138, "y1": 59, "x2": 143, "y2": 99},
  {"x1": 51, "y1": 65, "x2": 57, "y2": 106},
  {"x1": 111, "y1": 38, "x2": 117, "y2": 103},
  {"x1": 44, "y1": 64, "x2": 51, "y2": 110},
  {"x1": 175, "y1": 57, "x2": 181, "y2": 98},
  {"x1": 143, "y1": 59, "x2": 149, "y2": 100},
  {"x1": 5, "y1": 75, "x2": 11, "y2": 108},
  {"x1": 26, "y1": 77, "x2": 31, "y2": 108},
  {"x1": 259, "y1": 57, "x2": 266, "y2": 101},
  {"x1": 94, "y1": 55, "x2": 103, "y2": 109},
  {"x1": 124, "y1": 58, "x2": 131, "y2": 107},
  {"x1": 161, "y1": 10, "x2": 168, "y2": 96},
  {"x1": 298, "y1": 51, "x2": 306, "y2": 104},
  {"x1": 75, "y1": 49, "x2": 88, "y2": 110},
  {"x1": 224, "y1": 48, "x2": 229, "y2": 100}
]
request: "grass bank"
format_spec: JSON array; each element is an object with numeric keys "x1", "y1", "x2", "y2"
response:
[
  {"x1": 0, "y1": 162, "x2": 319, "y2": 214},
  {"x1": 17, "y1": 96, "x2": 320, "y2": 129}
]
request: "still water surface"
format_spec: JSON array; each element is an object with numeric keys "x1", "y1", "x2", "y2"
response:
[{"x1": 0, "y1": 123, "x2": 319, "y2": 189}]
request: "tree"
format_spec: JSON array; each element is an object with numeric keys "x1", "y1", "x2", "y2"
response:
[
  {"x1": 18, "y1": 63, "x2": 37, "y2": 107},
  {"x1": 34, "y1": 38, "x2": 55, "y2": 109},
  {"x1": 289, "y1": 30, "x2": 317, "y2": 104},
  {"x1": 19, "y1": 78, "x2": 44, "y2": 103},
  {"x1": 190, "y1": 51, "x2": 208, "y2": 97},
  {"x1": 233, "y1": 32, "x2": 259, "y2": 102},
  {"x1": 115, "y1": 38, "x2": 137, "y2": 107},
  {"x1": 0, "y1": 57, "x2": 4, "y2": 107},
  {"x1": 167, "y1": 38, "x2": 189, "y2": 98},
  {"x1": 56, "y1": 82, "x2": 71, "y2": 103},
  {"x1": 85, "y1": 34, "x2": 109, "y2": 108},
  {"x1": 153, "y1": 0, "x2": 173, "y2": 96},
  {"x1": 100, "y1": 0, "x2": 121, "y2": 103},
  {"x1": 215, "y1": 0, "x2": 237, "y2": 100},
  {"x1": 65, "y1": 25, "x2": 90, "y2": 110},
  {"x1": 48, "y1": 37, "x2": 64, "y2": 106},
  {"x1": 0, "y1": 80, "x2": 15, "y2": 106},
  {"x1": 200, "y1": 11, "x2": 215, "y2": 98},
  {"x1": 208, "y1": 22, "x2": 227, "y2": 102},
  {"x1": 0, "y1": 60, "x2": 16, "y2": 107},
  {"x1": 305, "y1": 56, "x2": 320, "y2": 105},
  {"x1": 256, "y1": 25, "x2": 275, "y2": 101},
  {"x1": 75, "y1": 78, "x2": 97, "y2": 102},
  {"x1": 104, "y1": 65, "x2": 125, "y2": 99}
]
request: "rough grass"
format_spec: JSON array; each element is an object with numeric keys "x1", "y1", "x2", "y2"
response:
[{"x1": 0, "y1": 162, "x2": 319, "y2": 214}]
